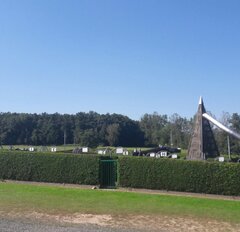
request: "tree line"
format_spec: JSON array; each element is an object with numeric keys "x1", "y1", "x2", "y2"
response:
[{"x1": 0, "y1": 111, "x2": 239, "y2": 154}]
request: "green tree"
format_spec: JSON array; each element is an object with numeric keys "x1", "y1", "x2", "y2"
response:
[
  {"x1": 229, "y1": 113, "x2": 240, "y2": 154},
  {"x1": 169, "y1": 113, "x2": 191, "y2": 149},
  {"x1": 106, "y1": 123, "x2": 120, "y2": 146},
  {"x1": 140, "y1": 113, "x2": 168, "y2": 146}
]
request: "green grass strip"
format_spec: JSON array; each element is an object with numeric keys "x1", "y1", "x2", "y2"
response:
[{"x1": 0, "y1": 182, "x2": 240, "y2": 224}]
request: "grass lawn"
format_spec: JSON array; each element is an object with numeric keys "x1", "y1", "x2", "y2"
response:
[{"x1": 0, "y1": 182, "x2": 239, "y2": 224}]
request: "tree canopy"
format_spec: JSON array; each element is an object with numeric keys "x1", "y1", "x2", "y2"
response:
[{"x1": 0, "y1": 111, "x2": 240, "y2": 154}]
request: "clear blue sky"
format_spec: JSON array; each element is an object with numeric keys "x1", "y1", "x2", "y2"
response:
[{"x1": 0, "y1": 0, "x2": 240, "y2": 120}]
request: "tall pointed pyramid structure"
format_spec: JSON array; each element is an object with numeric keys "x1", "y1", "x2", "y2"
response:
[{"x1": 187, "y1": 97, "x2": 219, "y2": 160}]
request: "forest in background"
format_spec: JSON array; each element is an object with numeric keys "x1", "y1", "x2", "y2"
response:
[{"x1": 0, "y1": 111, "x2": 240, "y2": 154}]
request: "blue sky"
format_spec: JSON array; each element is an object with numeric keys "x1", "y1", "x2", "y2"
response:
[{"x1": 0, "y1": 0, "x2": 240, "y2": 120}]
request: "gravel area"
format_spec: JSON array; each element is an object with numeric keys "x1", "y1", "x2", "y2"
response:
[
  {"x1": 1, "y1": 214, "x2": 239, "y2": 232},
  {"x1": 0, "y1": 218, "x2": 151, "y2": 232}
]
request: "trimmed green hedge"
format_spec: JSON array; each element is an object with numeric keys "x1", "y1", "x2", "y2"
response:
[
  {"x1": 1, "y1": 152, "x2": 240, "y2": 196},
  {"x1": 118, "y1": 156, "x2": 240, "y2": 196},
  {"x1": 0, "y1": 152, "x2": 100, "y2": 185}
]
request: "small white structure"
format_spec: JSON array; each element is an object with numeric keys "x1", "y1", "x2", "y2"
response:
[
  {"x1": 98, "y1": 150, "x2": 104, "y2": 155},
  {"x1": 172, "y1": 154, "x2": 178, "y2": 159},
  {"x1": 219, "y1": 157, "x2": 225, "y2": 162},
  {"x1": 51, "y1": 147, "x2": 57, "y2": 152},
  {"x1": 29, "y1": 147, "x2": 35, "y2": 152},
  {"x1": 150, "y1": 153, "x2": 156, "y2": 157},
  {"x1": 116, "y1": 147, "x2": 124, "y2": 154},
  {"x1": 155, "y1": 153, "x2": 161, "y2": 158},
  {"x1": 123, "y1": 150, "x2": 129, "y2": 155},
  {"x1": 160, "y1": 151, "x2": 168, "y2": 157},
  {"x1": 82, "y1": 147, "x2": 89, "y2": 153}
]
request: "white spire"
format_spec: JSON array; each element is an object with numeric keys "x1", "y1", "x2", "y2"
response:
[{"x1": 199, "y1": 96, "x2": 203, "y2": 105}]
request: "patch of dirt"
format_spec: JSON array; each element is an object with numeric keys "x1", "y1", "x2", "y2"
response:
[
  {"x1": 111, "y1": 214, "x2": 240, "y2": 232},
  {"x1": 33, "y1": 212, "x2": 113, "y2": 227},
  {"x1": 1, "y1": 211, "x2": 239, "y2": 232},
  {"x1": 0, "y1": 211, "x2": 113, "y2": 227}
]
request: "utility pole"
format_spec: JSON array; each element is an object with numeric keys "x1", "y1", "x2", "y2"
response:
[
  {"x1": 227, "y1": 135, "x2": 231, "y2": 160},
  {"x1": 64, "y1": 129, "x2": 66, "y2": 150}
]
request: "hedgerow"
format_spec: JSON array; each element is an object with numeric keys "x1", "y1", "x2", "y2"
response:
[
  {"x1": 1, "y1": 152, "x2": 240, "y2": 195},
  {"x1": 0, "y1": 152, "x2": 100, "y2": 185},
  {"x1": 118, "y1": 156, "x2": 240, "y2": 196}
]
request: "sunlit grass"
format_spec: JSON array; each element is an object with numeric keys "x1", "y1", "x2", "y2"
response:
[{"x1": 0, "y1": 182, "x2": 239, "y2": 223}]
